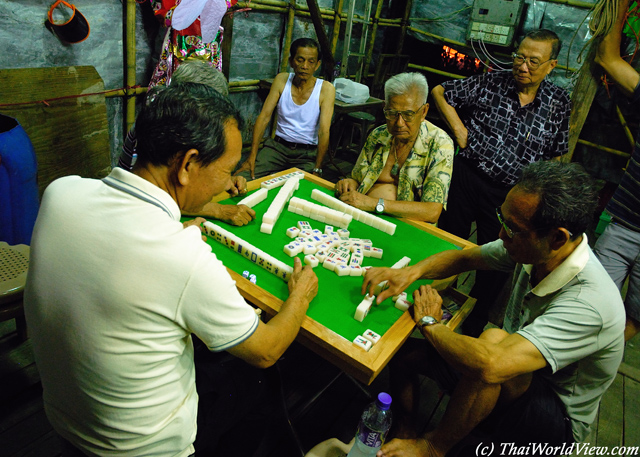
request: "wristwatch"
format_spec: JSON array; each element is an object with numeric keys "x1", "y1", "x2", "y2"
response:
[
  {"x1": 418, "y1": 316, "x2": 439, "y2": 328},
  {"x1": 375, "y1": 198, "x2": 385, "y2": 214},
  {"x1": 312, "y1": 167, "x2": 323, "y2": 175}
]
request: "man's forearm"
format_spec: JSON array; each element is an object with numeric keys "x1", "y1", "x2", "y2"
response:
[
  {"x1": 315, "y1": 135, "x2": 329, "y2": 168},
  {"x1": 413, "y1": 246, "x2": 487, "y2": 281},
  {"x1": 382, "y1": 200, "x2": 442, "y2": 223},
  {"x1": 432, "y1": 86, "x2": 467, "y2": 143},
  {"x1": 262, "y1": 290, "x2": 310, "y2": 359},
  {"x1": 250, "y1": 115, "x2": 271, "y2": 158}
]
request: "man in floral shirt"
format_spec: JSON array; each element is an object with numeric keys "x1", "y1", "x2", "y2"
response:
[{"x1": 335, "y1": 72, "x2": 454, "y2": 223}]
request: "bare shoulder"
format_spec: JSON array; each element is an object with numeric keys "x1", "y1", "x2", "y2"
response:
[
  {"x1": 320, "y1": 80, "x2": 336, "y2": 107},
  {"x1": 271, "y1": 72, "x2": 290, "y2": 91},
  {"x1": 321, "y1": 80, "x2": 336, "y2": 96}
]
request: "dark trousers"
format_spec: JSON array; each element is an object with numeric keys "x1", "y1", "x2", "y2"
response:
[
  {"x1": 192, "y1": 338, "x2": 281, "y2": 457},
  {"x1": 393, "y1": 339, "x2": 574, "y2": 456},
  {"x1": 438, "y1": 156, "x2": 512, "y2": 336}
]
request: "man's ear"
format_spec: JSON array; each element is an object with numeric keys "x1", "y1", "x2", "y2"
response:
[
  {"x1": 549, "y1": 227, "x2": 572, "y2": 251},
  {"x1": 176, "y1": 149, "x2": 200, "y2": 187},
  {"x1": 421, "y1": 102, "x2": 429, "y2": 121}
]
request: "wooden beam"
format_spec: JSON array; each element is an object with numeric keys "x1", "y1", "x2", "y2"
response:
[
  {"x1": 567, "y1": 41, "x2": 601, "y2": 162},
  {"x1": 221, "y1": 13, "x2": 235, "y2": 81},
  {"x1": 305, "y1": 0, "x2": 335, "y2": 80}
]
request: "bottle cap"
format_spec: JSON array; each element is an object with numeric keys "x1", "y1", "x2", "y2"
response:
[{"x1": 376, "y1": 392, "x2": 392, "y2": 410}]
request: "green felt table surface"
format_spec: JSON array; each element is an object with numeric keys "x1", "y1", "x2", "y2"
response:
[{"x1": 187, "y1": 179, "x2": 462, "y2": 344}]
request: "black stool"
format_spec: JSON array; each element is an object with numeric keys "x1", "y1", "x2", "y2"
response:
[{"x1": 333, "y1": 111, "x2": 376, "y2": 157}]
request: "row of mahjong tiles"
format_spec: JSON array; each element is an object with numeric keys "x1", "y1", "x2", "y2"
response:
[{"x1": 192, "y1": 178, "x2": 462, "y2": 343}]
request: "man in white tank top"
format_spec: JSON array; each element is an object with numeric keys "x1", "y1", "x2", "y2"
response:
[{"x1": 235, "y1": 38, "x2": 335, "y2": 179}]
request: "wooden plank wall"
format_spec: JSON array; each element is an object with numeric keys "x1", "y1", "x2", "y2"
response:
[{"x1": 0, "y1": 66, "x2": 111, "y2": 198}]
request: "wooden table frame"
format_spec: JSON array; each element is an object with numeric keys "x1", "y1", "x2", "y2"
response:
[{"x1": 211, "y1": 169, "x2": 476, "y2": 384}]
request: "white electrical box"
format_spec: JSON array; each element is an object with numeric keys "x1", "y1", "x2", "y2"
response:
[{"x1": 466, "y1": 0, "x2": 525, "y2": 47}]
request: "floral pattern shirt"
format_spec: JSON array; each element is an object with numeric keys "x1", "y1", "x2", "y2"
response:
[{"x1": 351, "y1": 121, "x2": 454, "y2": 208}]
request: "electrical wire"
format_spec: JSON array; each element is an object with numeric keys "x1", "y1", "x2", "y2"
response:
[{"x1": 469, "y1": 38, "x2": 510, "y2": 71}]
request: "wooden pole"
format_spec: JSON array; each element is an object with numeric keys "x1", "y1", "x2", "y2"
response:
[
  {"x1": 615, "y1": 104, "x2": 636, "y2": 149},
  {"x1": 305, "y1": 0, "x2": 335, "y2": 80},
  {"x1": 221, "y1": 13, "x2": 235, "y2": 81},
  {"x1": 363, "y1": 0, "x2": 384, "y2": 84},
  {"x1": 567, "y1": 41, "x2": 601, "y2": 162},
  {"x1": 331, "y1": 0, "x2": 344, "y2": 58},
  {"x1": 395, "y1": 0, "x2": 413, "y2": 55},
  {"x1": 281, "y1": 3, "x2": 296, "y2": 73},
  {"x1": 125, "y1": 0, "x2": 137, "y2": 131}
]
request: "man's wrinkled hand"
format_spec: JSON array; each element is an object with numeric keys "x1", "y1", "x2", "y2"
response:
[
  {"x1": 362, "y1": 266, "x2": 418, "y2": 304},
  {"x1": 338, "y1": 190, "x2": 376, "y2": 212},
  {"x1": 335, "y1": 178, "x2": 359, "y2": 196},
  {"x1": 218, "y1": 204, "x2": 256, "y2": 226},
  {"x1": 288, "y1": 257, "x2": 319, "y2": 304},
  {"x1": 183, "y1": 217, "x2": 208, "y2": 242},
  {"x1": 228, "y1": 175, "x2": 248, "y2": 196},
  {"x1": 412, "y1": 285, "x2": 443, "y2": 324}
]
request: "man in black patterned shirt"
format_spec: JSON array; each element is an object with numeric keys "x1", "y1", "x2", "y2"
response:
[{"x1": 432, "y1": 29, "x2": 570, "y2": 335}]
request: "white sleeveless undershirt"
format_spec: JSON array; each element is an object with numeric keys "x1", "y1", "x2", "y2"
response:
[{"x1": 275, "y1": 74, "x2": 323, "y2": 145}]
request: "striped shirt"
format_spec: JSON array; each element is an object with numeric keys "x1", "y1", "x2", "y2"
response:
[
  {"x1": 605, "y1": 83, "x2": 640, "y2": 231},
  {"x1": 442, "y1": 71, "x2": 571, "y2": 186}
]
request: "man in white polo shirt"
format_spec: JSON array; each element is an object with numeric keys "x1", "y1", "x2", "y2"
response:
[
  {"x1": 25, "y1": 82, "x2": 318, "y2": 456},
  {"x1": 235, "y1": 37, "x2": 335, "y2": 179}
]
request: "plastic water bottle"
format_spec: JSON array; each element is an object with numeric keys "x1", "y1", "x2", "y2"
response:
[{"x1": 347, "y1": 392, "x2": 393, "y2": 457}]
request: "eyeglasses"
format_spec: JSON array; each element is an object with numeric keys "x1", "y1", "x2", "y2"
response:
[
  {"x1": 496, "y1": 207, "x2": 572, "y2": 239},
  {"x1": 383, "y1": 104, "x2": 425, "y2": 122},
  {"x1": 496, "y1": 206, "x2": 536, "y2": 239},
  {"x1": 511, "y1": 53, "x2": 554, "y2": 71}
]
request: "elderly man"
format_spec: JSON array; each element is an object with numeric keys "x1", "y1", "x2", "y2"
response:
[
  {"x1": 118, "y1": 60, "x2": 256, "y2": 227},
  {"x1": 235, "y1": 37, "x2": 335, "y2": 179},
  {"x1": 432, "y1": 29, "x2": 571, "y2": 335},
  {"x1": 24, "y1": 83, "x2": 318, "y2": 456},
  {"x1": 362, "y1": 161, "x2": 624, "y2": 457},
  {"x1": 335, "y1": 72, "x2": 454, "y2": 223},
  {"x1": 593, "y1": 0, "x2": 640, "y2": 342}
]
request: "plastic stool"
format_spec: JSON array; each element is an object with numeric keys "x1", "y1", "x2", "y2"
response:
[
  {"x1": 334, "y1": 111, "x2": 376, "y2": 156},
  {"x1": 0, "y1": 242, "x2": 30, "y2": 341}
]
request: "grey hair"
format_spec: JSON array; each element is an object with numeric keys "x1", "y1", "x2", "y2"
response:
[
  {"x1": 384, "y1": 72, "x2": 429, "y2": 105},
  {"x1": 171, "y1": 60, "x2": 229, "y2": 96},
  {"x1": 516, "y1": 161, "x2": 597, "y2": 240}
]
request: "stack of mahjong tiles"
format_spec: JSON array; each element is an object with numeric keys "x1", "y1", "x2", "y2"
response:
[
  {"x1": 310, "y1": 189, "x2": 396, "y2": 235},
  {"x1": 236, "y1": 188, "x2": 268, "y2": 208},
  {"x1": 287, "y1": 196, "x2": 352, "y2": 229},
  {"x1": 260, "y1": 174, "x2": 303, "y2": 234},
  {"x1": 203, "y1": 221, "x2": 294, "y2": 281},
  {"x1": 260, "y1": 170, "x2": 305, "y2": 190},
  {"x1": 282, "y1": 222, "x2": 383, "y2": 277}
]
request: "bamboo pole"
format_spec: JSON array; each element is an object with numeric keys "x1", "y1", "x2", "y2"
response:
[
  {"x1": 281, "y1": 2, "x2": 296, "y2": 73},
  {"x1": 229, "y1": 85, "x2": 261, "y2": 93},
  {"x1": 615, "y1": 105, "x2": 636, "y2": 149},
  {"x1": 221, "y1": 13, "x2": 235, "y2": 81},
  {"x1": 577, "y1": 139, "x2": 631, "y2": 158},
  {"x1": 231, "y1": 80, "x2": 262, "y2": 86},
  {"x1": 408, "y1": 63, "x2": 466, "y2": 79},
  {"x1": 125, "y1": 0, "x2": 137, "y2": 131},
  {"x1": 396, "y1": 0, "x2": 413, "y2": 54},
  {"x1": 306, "y1": 0, "x2": 336, "y2": 80},
  {"x1": 331, "y1": 0, "x2": 344, "y2": 58},
  {"x1": 363, "y1": 0, "x2": 385, "y2": 82}
]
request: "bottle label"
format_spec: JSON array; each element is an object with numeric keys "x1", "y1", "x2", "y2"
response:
[{"x1": 356, "y1": 423, "x2": 386, "y2": 449}]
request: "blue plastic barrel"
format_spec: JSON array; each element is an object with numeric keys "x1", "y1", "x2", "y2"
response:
[{"x1": 0, "y1": 115, "x2": 39, "y2": 245}]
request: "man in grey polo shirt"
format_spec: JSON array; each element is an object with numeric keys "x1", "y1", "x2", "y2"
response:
[{"x1": 363, "y1": 161, "x2": 624, "y2": 456}]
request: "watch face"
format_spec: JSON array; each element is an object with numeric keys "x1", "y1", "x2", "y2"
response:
[{"x1": 420, "y1": 316, "x2": 437, "y2": 327}]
